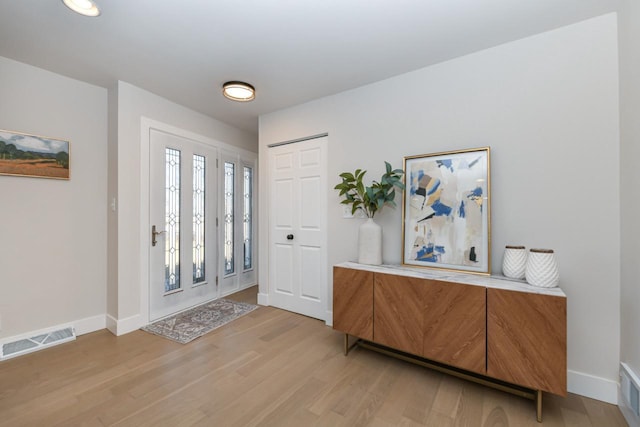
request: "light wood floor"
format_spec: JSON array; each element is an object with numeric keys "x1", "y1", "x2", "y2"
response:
[{"x1": 0, "y1": 286, "x2": 627, "y2": 427}]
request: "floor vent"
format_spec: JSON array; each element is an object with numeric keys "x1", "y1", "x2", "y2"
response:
[
  {"x1": 0, "y1": 325, "x2": 76, "y2": 361},
  {"x1": 621, "y1": 362, "x2": 640, "y2": 427}
]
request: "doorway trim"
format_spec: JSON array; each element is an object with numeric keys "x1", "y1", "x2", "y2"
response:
[{"x1": 267, "y1": 133, "x2": 328, "y2": 148}]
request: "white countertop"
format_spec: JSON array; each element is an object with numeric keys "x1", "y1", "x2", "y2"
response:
[{"x1": 335, "y1": 262, "x2": 566, "y2": 298}]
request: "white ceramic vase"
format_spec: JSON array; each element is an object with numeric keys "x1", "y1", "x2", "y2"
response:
[
  {"x1": 502, "y1": 245, "x2": 527, "y2": 280},
  {"x1": 525, "y1": 249, "x2": 559, "y2": 288},
  {"x1": 358, "y1": 218, "x2": 382, "y2": 265}
]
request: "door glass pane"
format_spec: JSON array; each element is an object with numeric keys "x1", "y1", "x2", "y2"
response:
[
  {"x1": 224, "y1": 161, "x2": 235, "y2": 275},
  {"x1": 165, "y1": 148, "x2": 181, "y2": 292},
  {"x1": 193, "y1": 154, "x2": 206, "y2": 284},
  {"x1": 243, "y1": 166, "x2": 253, "y2": 270}
]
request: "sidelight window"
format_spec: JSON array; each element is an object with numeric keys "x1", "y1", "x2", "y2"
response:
[
  {"x1": 165, "y1": 148, "x2": 181, "y2": 292},
  {"x1": 193, "y1": 154, "x2": 206, "y2": 284},
  {"x1": 243, "y1": 166, "x2": 253, "y2": 270},
  {"x1": 224, "y1": 161, "x2": 235, "y2": 276}
]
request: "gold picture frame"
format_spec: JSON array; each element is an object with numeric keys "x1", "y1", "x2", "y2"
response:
[
  {"x1": 0, "y1": 129, "x2": 70, "y2": 180},
  {"x1": 402, "y1": 147, "x2": 491, "y2": 275}
]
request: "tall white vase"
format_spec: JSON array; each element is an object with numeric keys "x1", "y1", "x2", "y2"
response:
[
  {"x1": 358, "y1": 218, "x2": 382, "y2": 265},
  {"x1": 502, "y1": 245, "x2": 527, "y2": 280},
  {"x1": 525, "y1": 249, "x2": 559, "y2": 288}
]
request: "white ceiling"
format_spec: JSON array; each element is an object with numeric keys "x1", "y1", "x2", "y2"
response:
[{"x1": 0, "y1": 1, "x2": 619, "y2": 134}]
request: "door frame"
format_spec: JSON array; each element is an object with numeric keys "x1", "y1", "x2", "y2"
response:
[
  {"x1": 139, "y1": 118, "x2": 258, "y2": 325},
  {"x1": 260, "y1": 133, "x2": 329, "y2": 323}
]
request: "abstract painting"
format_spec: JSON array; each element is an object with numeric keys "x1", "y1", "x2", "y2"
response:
[
  {"x1": 402, "y1": 147, "x2": 490, "y2": 274},
  {"x1": 0, "y1": 129, "x2": 70, "y2": 179}
]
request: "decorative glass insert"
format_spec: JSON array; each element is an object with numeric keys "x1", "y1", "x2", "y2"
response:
[
  {"x1": 224, "y1": 161, "x2": 235, "y2": 275},
  {"x1": 243, "y1": 166, "x2": 253, "y2": 270},
  {"x1": 193, "y1": 154, "x2": 206, "y2": 284},
  {"x1": 165, "y1": 148, "x2": 181, "y2": 292}
]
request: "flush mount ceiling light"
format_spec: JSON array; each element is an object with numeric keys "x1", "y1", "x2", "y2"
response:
[
  {"x1": 222, "y1": 81, "x2": 255, "y2": 102},
  {"x1": 62, "y1": 0, "x2": 101, "y2": 17}
]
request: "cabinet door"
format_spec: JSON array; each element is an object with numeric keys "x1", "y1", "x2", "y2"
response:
[
  {"x1": 487, "y1": 288, "x2": 567, "y2": 395},
  {"x1": 332, "y1": 267, "x2": 373, "y2": 340},
  {"x1": 374, "y1": 272, "x2": 424, "y2": 356},
  {"x1": 423, "y1": 281, "x2": 486, "y2": 374}
]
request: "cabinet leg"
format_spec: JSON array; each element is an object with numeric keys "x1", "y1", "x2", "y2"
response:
[
  {"x1": 344, "y1": 333, "x2": 360, "y2": 356},
  {"x1": 344, "y1": 334, "x2": 349, "y2": 356},
  {"x1": 536, "y1": 390, "x2": 542, "y2": 422}
]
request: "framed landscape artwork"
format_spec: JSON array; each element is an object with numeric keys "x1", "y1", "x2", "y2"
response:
[
  {"x1": 0, "y1": 129, "x2": 70, "y2": 180},
  {"x1": 402, "y1": 147, "x2": 491, "y2": 274}
]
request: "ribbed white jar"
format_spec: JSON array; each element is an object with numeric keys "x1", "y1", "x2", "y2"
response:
[
  {"x1": 358, "y1": 218, "x2": 382, "y2": 265},
  {"x1": 502, "y1": 245, "x2": 527, "y2": 280},
  {"x1": 525, "y1": 249, "x2": 559, "y2": 288}
]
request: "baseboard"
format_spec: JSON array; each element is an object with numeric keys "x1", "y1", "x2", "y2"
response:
[
  {"x1": 325, "y1": 310, "x2": 333, "y2": 327},
  {"x1": 106, "y1": 314, "x2": 142, "y2": 336},
  {"x1": 568, "y1": 369, "x2": 618, "y2": 404},
  {"x1": 106, "y1": 314, "x2": 117, "y2": 335},
  {"x1": 1, "y1": 314, "x2": 105, "y2": 350},
  {"x1": 257, "y1": 292, "x2": 269, "y2": 306},
  {"x1": 74, "y1": 315, "x2": 106, "y2": 336}
]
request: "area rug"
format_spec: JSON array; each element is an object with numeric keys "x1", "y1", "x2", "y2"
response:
[{"x1": 141, "y1": 299, "x2": 259, "y2": 344}]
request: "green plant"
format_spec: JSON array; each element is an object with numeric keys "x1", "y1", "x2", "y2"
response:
[{"x1": 335, "y1": 161, "x2": 405, "y2": 218}]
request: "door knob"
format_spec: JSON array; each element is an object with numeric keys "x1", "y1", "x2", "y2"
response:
[
  {"x1": 152, "y1": 225, "x2": 165, "y2": 247},
  {"x1": 287, "y1": 234, "x2": 294, "y2": 240}
]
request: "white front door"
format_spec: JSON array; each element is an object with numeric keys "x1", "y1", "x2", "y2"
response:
[
  {"x1": 268, "y1": 136, "x2": 327, "y2": 320},
  {"x1": 149, "y1": 129, "x2": 218, "y2": 321}
]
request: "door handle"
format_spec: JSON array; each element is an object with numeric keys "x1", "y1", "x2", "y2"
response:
[
  {"x1": 152, "y1": 225, "x2": 165, "y2": 247},
  {"x1": 287, "y1": 234, "x2": 294, "y2": 240}
]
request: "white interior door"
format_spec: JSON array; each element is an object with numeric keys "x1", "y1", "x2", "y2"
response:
[
  {"x1": 149, "y1": 129, "x2": 218, "y2": 321},
  {"x1": 268, "y1": 136, "x2": 327, "y2": 320}
]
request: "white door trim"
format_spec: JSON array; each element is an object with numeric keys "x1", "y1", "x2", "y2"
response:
[
  {"x1": 139, "y1": 117, "x2": 258, "y2": 326},
  {"x1": 267, "y1": 133, "x2": 328, "y2": 148}
]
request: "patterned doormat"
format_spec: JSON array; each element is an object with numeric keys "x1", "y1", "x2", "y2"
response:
[{"x1": 141, "y1": 299, "x2": 259, "y2": 344}]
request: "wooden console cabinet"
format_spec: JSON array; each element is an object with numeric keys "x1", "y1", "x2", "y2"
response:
[
  {"x1": 333, "y1": 262, "x2": 567, "y2": 421},
  {"x1": 374, "y1": 272, "x2": 487, "y2": 374},
  {"x1": 487, "y1": 288, "x2": 567, "y2": 395}
]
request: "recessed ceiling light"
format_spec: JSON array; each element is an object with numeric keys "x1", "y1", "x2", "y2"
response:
[
  {"x1": 222, "y1": 81, "x2": 255, "y2": 102},
  {"x1": 62, "y1": 0, "x2": 101, "y2": 17}
]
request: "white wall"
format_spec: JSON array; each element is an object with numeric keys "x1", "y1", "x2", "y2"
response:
[
  {"x1": 0, "y1": 56, "x2": 108, "y2": 338},
  {"x1": 109, "y1": 81, "x2": 257, "y2": 334},
  {"x1": 619, "y1": 0, "x2": 640, "y2": 392},
  {"x1": 259, "y1": 14, "x2": 620, "y2": 402}
]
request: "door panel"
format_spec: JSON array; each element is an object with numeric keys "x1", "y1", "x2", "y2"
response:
[
  {"x1": 300, "y1": 176, "x2": 321, "y2": 229},
  {"x1": 217, "y1": 153, "x2": 258, "y2": 296},
  {"x1": 268, "y1": 136, "x2": 327, "y2": 320},
  {"x1": 332, "y1": 267, "x2": 374, "y2": 340},
  {"x1": 374, "y1": 272, "x2": 424, "y2": 356},
  {"x1": 274, "y1": 179, "x2": 294, "y2": 228},
  {"x1": 300, "y1": 246, "x2": 321, "y2": 301},
  {"x1": 149, "y1": 129, "x2": 217, "y2": 321},
  {"x1": 422, "y1": 280, "x2": 486, "y2": 374},
  {"x1": 274, "y1": 244, "x2": 294, "y2": 295},
  {"x1": 487, "y1": 288, "x2": 567, "y2": 395}
]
